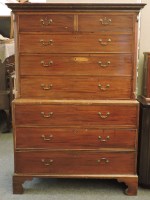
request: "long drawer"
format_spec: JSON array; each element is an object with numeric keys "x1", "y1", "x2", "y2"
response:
[
  {"x1": 14, "y1": 103, "x2": 138, "y2": 127},
  {"x1": 19, "y1": 54, "x2": 132, "y2": 76},
  {"x1": 15, "y1": 151, "x2": 136, "y2": 174},
  {"x1": 19, "y1": 34, "x2": 133, "y2": 53},
  {"x1": 20, "y1": 76, "x2": 131, "y2": 99},
  {"x1": 15, "y1": 127, "x2": 137, "y2": 149}
]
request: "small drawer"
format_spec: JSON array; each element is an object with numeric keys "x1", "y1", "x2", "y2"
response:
[
  {"x1": 15, "y1": 127, "x2": 137, "y2": 150},
  {"x1": 14, "y1": 102, "x2": 138, "y2": 127},
  {"x1": 15, "y1": 151, "x2": 136, "y2": 174},
  {"x1": 20, "y1": 54, "x2": 132, "y2": 76},
  {"x1": 20, "y1": 76, "x2": 132, "y2": 100},
  {"x1": 19, "y1": 34, "x2": 133, "y2": 53},
  {"x1": 78, "y1": 14, "x2": 133, "y2": 33},
  {"x1": 19, "y1": 14, "x2": 74, "y2": 32}
]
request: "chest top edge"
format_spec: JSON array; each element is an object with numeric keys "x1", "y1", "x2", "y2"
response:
[{"x1": 6, "y1": 3, "x2": 146, "y2": 13}]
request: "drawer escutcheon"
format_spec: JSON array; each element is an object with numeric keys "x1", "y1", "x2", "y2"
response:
[
  {"x1": 99, "y1": 17, "x2": 112, "y2": 25},
  {"x1": 40, "y1": 18, "x2": 53, "y2": 26},
  {"x1": 97, "y1": 158, "x2": 109, "y2": 163},
  {"x1": 41, "y1": 134, "x2": 53, "y2": 141},
  {"x1": 98, "y1": 112, "x2": 110, "y2": 119},
  {"x1": 98, "y1": 61, "x2": 111, "y2": 68},
  {"x1": 41, "y1": 60, "x2": 53, "y2": 67},
  {"x1": 40, "y1": 39, "x2": 53, "y2": 46},
  {"x1": 98, "y1": 135, "x2": 110, "y2": 142},
  {"x1": 41, "y1": 159, "x2": 53, "y2": 166},
  {"x1": 41, "y1": 112, "x2": 53, "y2": 118},
  {"x1": 98, "y1": 38, "x2": 111, "y2": 46},
  {"x1": 41, "y1": 84, "x2": 53, "y2": 90},
  {"x1": 98, "y1": 84, "x2": 110, "y2": 91}
]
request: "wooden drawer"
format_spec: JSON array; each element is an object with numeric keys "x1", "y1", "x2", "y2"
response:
[
  {"x1": 19, "y1": 14, "x2": 74, "y2": 32},
  {"x1": 20, "y1": 76, "x2": 132, "y2": 100},
  {"x1": 19, "y1": 34, "x2": 133, "y2": 53},
  {"x1": 78, "y1": 14, "x2": 133, "y2": 33},
  {"x1": 15, "y1": 127, "x2": 137, "y2": 149},
  {"x1": 20, "y1": 54, "x2": 132, "y2": 76},
  {"x1": 14, "y1": 102, "x2": 138, "y2": 127},
  {"x1": 15, "y1": 151, "x2": 136, "y2": 174}
]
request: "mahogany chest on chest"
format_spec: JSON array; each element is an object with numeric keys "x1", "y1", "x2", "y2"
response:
[{"x1": 7, "y1": 2, "x2": 145, "y2": 195}]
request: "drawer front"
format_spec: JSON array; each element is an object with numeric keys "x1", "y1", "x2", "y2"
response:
[
  {"x1": 19, "y1": 34, "x2": 133, "y2": 53},
  {"x1": 19, "y1": 14, "x2": 74, "y2": 32},
  {"x1": 78, "y1": 14, "x2": 133, "y2": 33},
  {"x1": 15, "y1": 151, "x2": 136, "y2": 174},
  {"x1": 20, "y1": 54, "x2": 132, "y2": 76},
  {"x1": 15, "y1": 127, "x2": 137, "y2": 149},
  {"x1": 20, "y1": 76, "x2": 132, "y2": 99},
  {"x1": 14, "y1": 104, "x2": 138, "y2": 127}
]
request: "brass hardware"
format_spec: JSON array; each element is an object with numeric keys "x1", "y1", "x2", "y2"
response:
[
  {"x1": 41, "y1": 112, "x2": 53, "y2": 118},
  {"x1": 99, "y1": 17, "x2": 112, "y2": 25},
  {"x1": 41, "y1": 159, "x2": 53, "y2": 166},
  {"x1": 41, "y1": 61, "x2": 53, "y2": 67},
  {"x1": 98, "y1": 39, "x2": 111, "y2": 46},
  {"x1": 40, "y1": 39, "x2": 53, "y2": 46},
  {"x1": 98, "y1": 84, "x2": 110, "y2": 91},
  {"x1": 98, "y1": 61, "x2": 111, "y2": 67},
  {"x1": 97, "y1": 158, "x2": 109, "y2": 163},
  {"x1": 41, "y1": 84, "x2": 53, "y2": 90},
  {"x1": 40, "y1": 17, "x2": 53, "y2": 26},
  {"x1": 98, "y1": 135, "x2": 110, "y2": 142},
  {"x1": 98, "y1": 112, "x2": 110, "y2": 119},
  {"x1": 41, "y1": 134, "x2": 53, "y2": 141}
]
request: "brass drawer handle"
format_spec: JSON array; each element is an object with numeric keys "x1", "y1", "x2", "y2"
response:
[
  {"x1": 98, "y1": 39, "x2": 111, "y2": 46},
  {"x1": 41, "y1": 159, "x2": 53, "y2": 166},
  {"x1": 40, "y1": 18, "x2": 53, "y2": 26},
  {"x1": 98, "y1": 84, "x2": 110, "y2": 91},
  {"x1": 41, "y1": 61, "x2": 53, "y2": 67},
  {"x1": 40, "y1": 39, "x2": 53, "y2": 46},
  {"x1": 41, "y1": 84, "x2": 53, "y2": 90},
  {"x1": 98, "y1": 136, "x2": 110, "y2": 142},
  {"x1": 41, "y1": 134, "x2": 53, "y2": 141},
  {"x1": 98, "y1": 61, "x2": 110, "y2": 67},
  {"x1": 98, "y1": 112, "x2": 110, "y2": 119},
  {"x1": 97, "y1": 158, "x2": 109, "y2": 163},
  {"x1": 99, "y1": 17, "x2": 112, "y2": 25},
  {"x1": 41, "y1": 112, "x2": 53, "y2": 118}
]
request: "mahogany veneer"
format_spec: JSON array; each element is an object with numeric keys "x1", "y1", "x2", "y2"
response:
[{"x1": 7, "y1": 2, "x2": 145, "y2": 195}]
